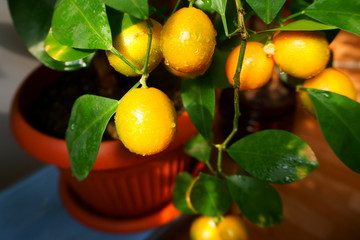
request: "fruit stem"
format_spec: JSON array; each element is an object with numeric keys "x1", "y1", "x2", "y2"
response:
[
  {"x1": 222, "y1": 0, "x2": 249, "y2": 147},
  {"x1": 188, "y1": 0, "x2": 195, "y2": 8},
  {"x1": 140, "y1": 73, "x2": 149, "y2": 88},
  {"x1": 215, "y1": 0, "x2": 249, "y2": 175},
  {"x1": 109, "y1": 47, "x2": 142, "y2": 75},
  {"x1": 141, "y1": 19, "x2": 153, "y2": 76},
  {"x1": 281, "y1": 10, "x2": 305, "y2": 23},
  {"x1": 220, "y1": 14, "x2": 229, "y2": 37},
  {"x1": 235, "y1": 0, "x2": 250, "y2": 40},
  {"x1": 171, "y1": 0, "x2": 182, "y2": 15}
]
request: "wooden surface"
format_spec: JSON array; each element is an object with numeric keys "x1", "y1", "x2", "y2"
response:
[{"x1": 157, "y1": 31, "x2": 360, "y2": 240}]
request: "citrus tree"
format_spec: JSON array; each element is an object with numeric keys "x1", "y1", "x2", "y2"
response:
[{"x1": 9, "y1": 0, "x2": 360, "y2": 237}]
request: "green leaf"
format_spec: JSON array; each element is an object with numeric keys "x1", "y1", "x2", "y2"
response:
[
  {"x1": 246, "y1": 0, "x2": 286, "y2": 24},
  {"x1": 52, "y1": 0, "x2": 112, "y2": 50},
  {"x1": 190, "y1": 173, "x2": 232, "y2": 217},
  {"x1": 304, "y1": 0, "x2": 360, "y2": 36},
  {"x1": 290, "y1": 0, "x2": 313, "y2": 13},
  {"x1": 195, "y1": 0, "x2": 215, "y2": 14},
  {"x1": 44, "y1": 29, "x2": 95, "y2": 62},
  {"x1": 265, "y1": 19, "x2": 337, "y2": 32},
  {"x1": 184, "y1": 134, "x2": 212, "y2": 164},
  {"x1": 172, "y1": 172, "x2": 196, "y2": 214},
  {"x1": 8, "y1": 0, "x2": 89, "y2": 70},
  {"x1": 211, "y1": 0, "x2": 227, "y2": 15},
  {"x1": 104, "y1": 0, "x2": 152, "y2": 20},
  {"x1": 227, "y1": 130, "x2": 318, "y2": 184},
  {"x1": 207, "y1": 48, "x2": 232, "y2": 89},
  {"x1": 107, "y1": 10, "x2": 143, "y2": 38},
  {"x1": 181, "y1": 76, "x2": 215, "y2": 141},
  {"x1": 248, "y1": 32, "x2": 273, "y2": 44},
  {"x1": 307, "y1": 89, "x2": 360, "y2": 173},
  {"x1": 66, "y1": 95, "x2": 118, "y2": 181},
  {"x1": 227, "y1": 175, "x2": 283, "y2": 227}
]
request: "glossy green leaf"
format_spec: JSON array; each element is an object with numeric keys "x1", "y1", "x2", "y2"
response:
[
  {"x1": 44, "y1": 29, "x2": 95, "y2": 62},
  {"x1": 227, "y1": 130, "x2": 318, "y2": 184},
  {"x1": 307, "y1": 89, "x2": 360, "y2": 173},
  {"x1": 246, "y1": 0, "x2": 286, "y2": 24},
  {"x1": 185, "y1": 134, "x2": 212, "y2": 164},
  {"x1": 181, "y1": 76, "x2": 215, "y2": 141},
  {"x1": 304, "y1": 0, "x2": 360, "y2": 36},
  {"x1": 195, "y1": 0, "x2": 215, "y2": 13},
  {"x1": 172, "y1": 172, "x2": 196, "y2": 214},
  {"x1": 227, "y1": 175, "x2": 283, "y2": 227},
  {"x1": 104, "y1": 0, "x2": 152, "y2": 20},
  {"x1": 8, "y1": 0, "x2": 89, "y2": 70},
  {"x1": 249, "y1": 32, "x2": 273, "y2": 44},
  {"x1": 211, "y1": 0, "x2": 227, "y2": 15},
  {"x1": 52, "y1": 0, "x2": 112, "y2": 50},
  {"x1": 66, "y1": 95, "x2": 118, "y2": 181},
  {"x1": 265, "y1": 19, "x2": 337, "y2": 32},
  {"x1": 107, "y1": 10, "x2": 143, "y2": 38},
  {"x1": 190, "y1": 173, "x2": 232, "y2": 217},
  {"x1": 207, "y1": 48, "x2": 232, "y2": 89},
  {"x1": 290, "y1": 0, "x2": 313, "y2": 13}
]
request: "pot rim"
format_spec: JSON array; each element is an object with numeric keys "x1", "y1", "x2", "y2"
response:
[{"x1": 10, "y1": 65, "x2": 198, "y2": 170}]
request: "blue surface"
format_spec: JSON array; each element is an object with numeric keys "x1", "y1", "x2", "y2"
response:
[{"x1": 0, "y1": 166, "x2": 163, "y2": 240}]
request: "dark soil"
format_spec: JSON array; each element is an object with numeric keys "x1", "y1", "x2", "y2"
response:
[{"x1": 27, "y1": 56, "x2": 184, "y2": 140}]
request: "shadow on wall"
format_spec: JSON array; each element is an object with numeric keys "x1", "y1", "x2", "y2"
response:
[{"x1": 0, "y1": 23, "x2": 34, "y2": 60}]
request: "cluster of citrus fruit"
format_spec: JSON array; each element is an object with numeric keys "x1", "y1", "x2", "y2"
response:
[
  {"x1": 225, "y1": 30, "x2": 357, "y2": 114},
  {"x1": 106, "y1": 7, "x2": 216, "y2": 156},
  {"x1": 190, "y1": 215, "x2": 248, "y2": 240}
]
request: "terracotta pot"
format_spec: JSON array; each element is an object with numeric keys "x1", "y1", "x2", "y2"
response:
[{"x1": 10, "y1": 66, "x2": 199, "y2": 233}]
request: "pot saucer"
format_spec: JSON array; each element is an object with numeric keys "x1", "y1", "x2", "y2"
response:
[{"x1": 59, "y1": 177, "x2": 181, "y2": 233}]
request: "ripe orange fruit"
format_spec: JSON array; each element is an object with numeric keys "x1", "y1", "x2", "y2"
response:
[
  {"x1": 161, "y1": 7, "x2": 216, "y2": 78},
  {"x1": 299, "y1": 67, "x2": 357, "y2": 114},
  {"x1": 190, "y1": 215, "x2": 248, "y2": 240},
  {"x1": 218, "y1": 215, "x2": 248, "y2": 240},
  {"x1": 114, "y1": 87, "x2": 177, "y2": 156},
  {"x1": 106, "y1": 19, "x2": 163, "y2": 77},
  {"x1": 190, "y1": 216, "x2": 221, "y2": 240},
  {"x1": 273, "y1": 31, "x2": 330, "y2": 79},
  {"x1": 225, "y1": 41, "x2": 274, "y2": 91}
]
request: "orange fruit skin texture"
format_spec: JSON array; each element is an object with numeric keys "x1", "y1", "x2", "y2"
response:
[
  {"x1": 106, "y1": 19, "x2": 163, "y2": 77},
  {"x1": 300, "y1": 67, "x2": 357, "y2": 114},
  {"x1": 160, "y1": 7, "x2": 217, "y2": 77},
  {"x1": 218, "y1": 215, "x2": 248, "y2": 240},
  {"x1": 225, "y1": 41, "x2": 274, "y2": 91},
  {"x1": 190, "y1": 216, "x2": 221, "y2": 240},
  {"x1": 273, "y1": 31, "x2": 330, "y2": 79},
  {"x1": 190, "y1": 215, "x2": 248, "y2": 240},
  {"x1": 114, "y1": 87, "x2": 177, "y2": 156}
]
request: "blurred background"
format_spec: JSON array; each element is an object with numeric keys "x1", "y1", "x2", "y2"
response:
[{"x1": 0, "y1": 0, "x2": 45, "y2": 191}]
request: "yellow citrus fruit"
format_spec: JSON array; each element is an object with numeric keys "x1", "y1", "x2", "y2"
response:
[
  {"x1": 106, "y1": 19, "x2": 163, "y2": 77},
  {"x1": 161, "y1": 7, "x2": 217, "y2": 77},
  {"x1": 273, "y1": 31, "x2": 330, "y2": 79},
  {"x1": 300, "y1": 67, "x2": 357, "y2": 114},
  {"x1": 190, "y1": 216, "x2": 221, "y2": 240},
  {"x1": 114, "y1": 87, "x2": 177, "y2": 156},
  {"x1": 190, "y1": 215, "x2": 248, "y2": 240},
  {"x1": 165, "y1": 60, "x2": 211, "y2": 79},
  {"x1": 218, "y1": 215, "x2": 248, "y2": 240},
  {"x1": 225, "y1": 41, "x2": 274, "y2": 91}
]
